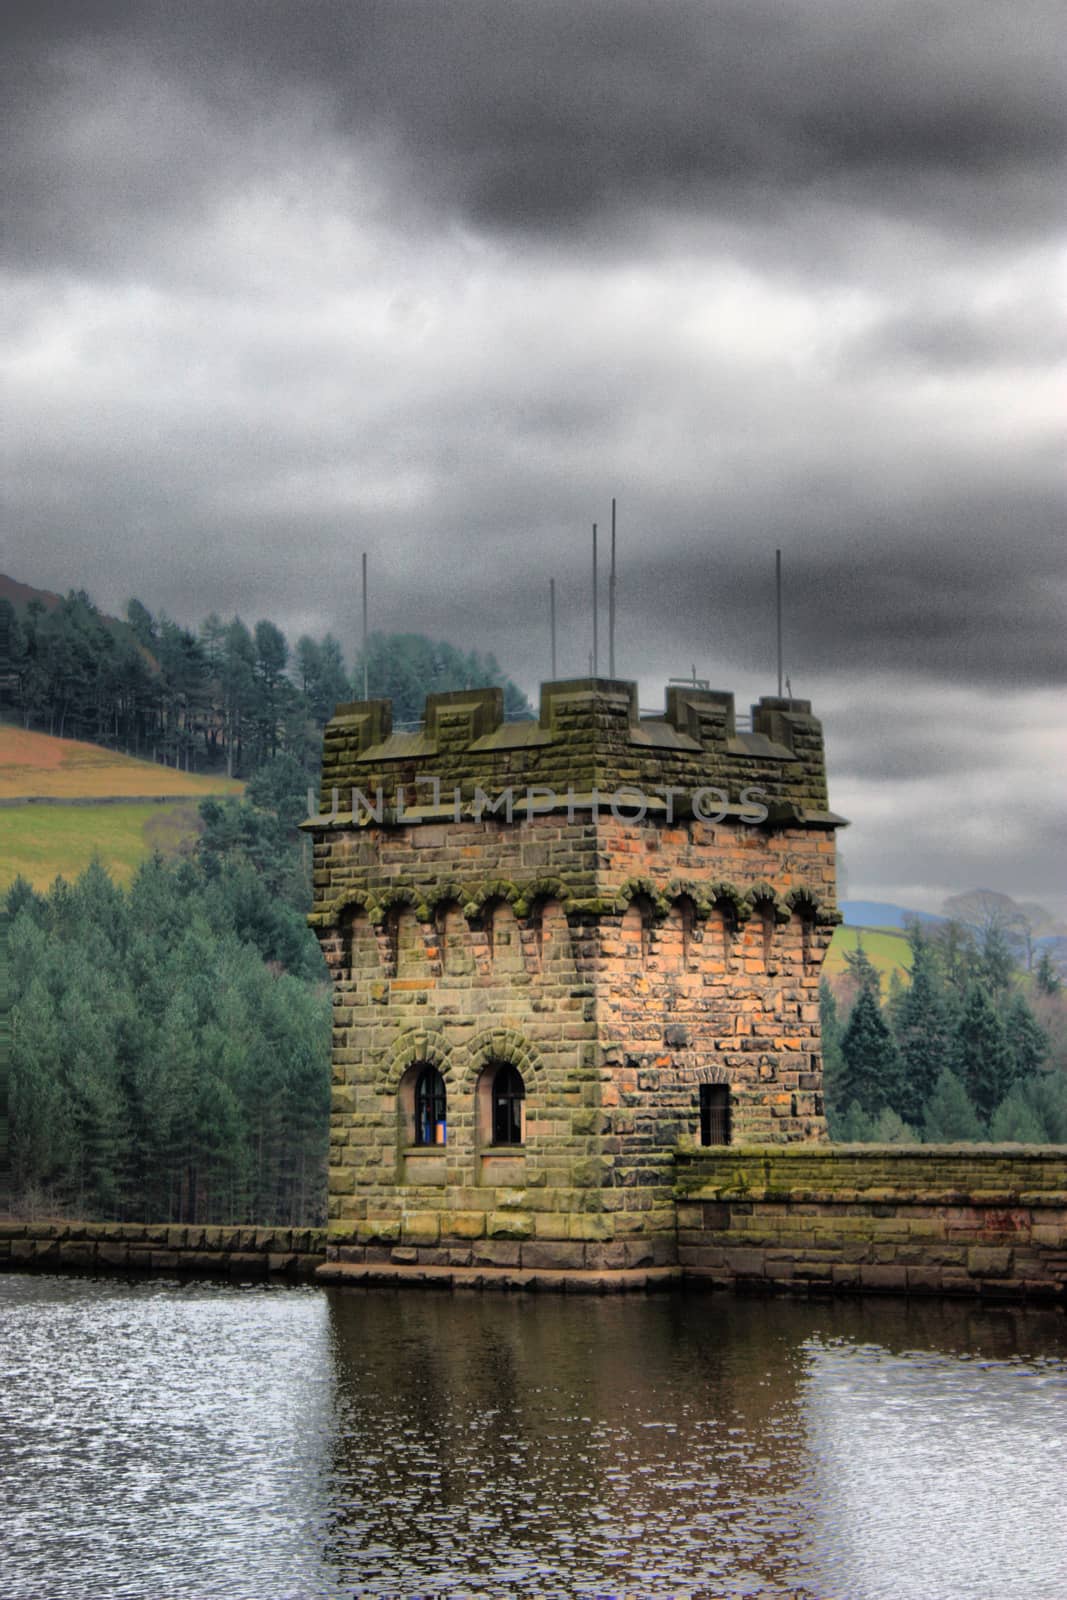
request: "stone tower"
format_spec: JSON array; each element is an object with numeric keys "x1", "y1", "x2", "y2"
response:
[{"x1": 305, "y1": 678, "x2": 843, "y2": 1272}]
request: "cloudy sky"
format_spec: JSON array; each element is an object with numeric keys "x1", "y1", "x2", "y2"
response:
[{"x1": 4, "y1": 1, "x2": 1065, "y2": 914}]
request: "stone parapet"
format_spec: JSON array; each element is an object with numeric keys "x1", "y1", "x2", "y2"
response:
[
  {"x1": 675, "y1": 1145, "x2": 1067, "y2": 1301},
  {"x1": 0, "y1": 1220, "x2": 326, "y2": 1279},
  {"x1": 307, "y1": 678, "x2": 838, "y2": 821}
]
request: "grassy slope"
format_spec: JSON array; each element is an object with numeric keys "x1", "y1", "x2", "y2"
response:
[
  {"x1": 0, "y1": 802, "x2": 208, "y2": 891},
  {"x1": 1, "y1": 727, "x2": 243, "y2": 891},
  {"x1": 0, "y1": 727, "x2": 244, "y2": 799},
  {"x1": 825, "y1": 924, "x2": 913, "y2": 987}
]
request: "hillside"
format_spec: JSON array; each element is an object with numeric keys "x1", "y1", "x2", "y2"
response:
[
  {"x1": 0, "y1": 727, "x2": 243, "y2": 800},
  {"x1": 825, "y1": 923, "x2": 913, "y2": 990},
  {"x1": 0, "y1": 726, "x2": 242, "y2": 891}
]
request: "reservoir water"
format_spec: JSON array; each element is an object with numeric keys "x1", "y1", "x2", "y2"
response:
[{"x1": 2, "y1": 1275, "x2": 1065, "y2": 1599}]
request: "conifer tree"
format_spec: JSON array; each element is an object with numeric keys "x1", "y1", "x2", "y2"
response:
[
  {"x1": 953, "y1": 984, "x2": 1016, "y2": 1124},
  {"x1": 922, "y1": 1069, "x2": 984, "y2": 1142},
  {"x1": 1024, "y1": 1070, "x2": 1067, "y2": 1143},
  {"x1": 893, "y1": 923, "x2": 955, "y2": 1126},
  {"x1": 1003, "y1": 991, "x2": 1048, "y2": 1082},
  {"x1": 839, "y1": 986, "x2": 902, "y2": 1116},
  {"x1": 843, "y1": 938, "x2": 881, "y2": 1001},
  {"x1": 931, "y1": 919, "x2": 980, "y2": 997},
  {"x1": 990, "y1": 1084, "x2": 1046, "y2": 1143},
  {"x1": 1034, "y1": 949, "x2": 1061, "y2": 996},
  {"x1": 980, "y1": 922, "x2": 1017, "y2": 996}
]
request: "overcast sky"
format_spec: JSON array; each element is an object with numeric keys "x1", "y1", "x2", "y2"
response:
[{"x1": 3, "y1": 0, "x2": 1065, "y2": 914}]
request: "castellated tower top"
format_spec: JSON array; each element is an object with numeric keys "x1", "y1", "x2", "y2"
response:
[{"x1": 310, "y1": 676, "x2": 842, "y2": 828}]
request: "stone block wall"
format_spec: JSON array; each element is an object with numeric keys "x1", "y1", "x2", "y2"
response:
[
  {"x1": 5, "y1": 1153, "x2": 1066, "y2": 1303},
  {"x1": 675, "y1": 1146, "x2": 1067, "y2": 1300},
  {"x1": 0, "y1": 1220, "x2": 326, "y2": 1279}
]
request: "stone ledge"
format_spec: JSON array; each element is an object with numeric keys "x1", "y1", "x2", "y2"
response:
[
  {"x1": 0, "y1": 1223, "x2": 326, "y2": 1280},
  {"x1": 316, "y1": 1261, "x2": 682, "y2": 1293},
  {"x1": 681, "y1": 1264, "x2": 1064, "y2": 1303},
  {"x1": 679, "y1": 1186, "x2": 1067, "y2": 1208}
]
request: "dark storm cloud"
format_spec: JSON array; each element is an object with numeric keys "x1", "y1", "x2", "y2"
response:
[
  {"x1": 849, "y1": 302, "x2": 1067, "y2": 372},
  {"x1": 609, "y1": 485, "x2": 1067, "y2": 692},
  {"x1": 4, "y1": 0, "x2": 1065, "y2": 274},
  {"x1": 3, "y1": 0, "x2": 1064, "y2": 912}
]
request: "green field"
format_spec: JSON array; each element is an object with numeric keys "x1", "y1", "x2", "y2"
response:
[
  {"x1": 825, "y1": 924, "x2": 913, "y2": 989},
  {"x1": 0, "y1": 800, "x2": 205, "y2": 893}
]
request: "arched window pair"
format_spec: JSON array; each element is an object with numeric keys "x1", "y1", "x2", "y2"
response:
[{"x1": 411, "y1": 1062, "x2": 526, "y2": 1147}]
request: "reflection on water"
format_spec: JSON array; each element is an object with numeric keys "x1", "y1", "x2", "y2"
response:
[{"x1": 1, "y1": 1276, "x2": 1064, "y2": 1599}]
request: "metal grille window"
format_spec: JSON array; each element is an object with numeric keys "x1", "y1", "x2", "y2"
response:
[
  {"x1": 699, "y1": 1083, "x2": 731, "y2": 1146},
  {"x1": 414, "y1": 1066, "x2": 447, "y2": 1146},
  {"x1": 491, "y1": 1064, "x2": 525, "y2": 1145}
]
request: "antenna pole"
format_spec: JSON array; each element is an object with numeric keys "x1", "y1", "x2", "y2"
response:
[
  {"x1": 549, "y1": 577, "x2": 557, "y2": 680},
  {"x1": 592, "y1": 523, "x2": 598, "y2": 677},
  {"x1": 361, "y1": 551, "x2": 369, "y2": 700},
  {"x1": 609, "y1": 497, "x2": 616, "y2": 677},
  {"x1": 775, "y1": 547, "x2": 783, "y2": 698}
]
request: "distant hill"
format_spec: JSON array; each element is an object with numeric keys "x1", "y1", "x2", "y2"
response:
[
  {"x1": 840, "y1": 900, "x2": 944, "y2": 930},
  {"x1": 0, "y1": 726, "x2": 242, "y2": 892},
  {"x1": 0, "y1": 574, "x2": 73, "y2": 615}
]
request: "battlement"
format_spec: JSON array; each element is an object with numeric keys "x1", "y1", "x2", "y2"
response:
[{"x1": 308, "y1": 678, "x2": 841, "y2": 828}]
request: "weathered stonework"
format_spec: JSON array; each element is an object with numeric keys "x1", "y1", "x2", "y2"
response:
[
  {"x1": 304, "y1": 678, "x2": 844, "y2": 1271},
  {"x1": 675, "y1": 1145, "x2": 1067, "y2": 1301},
  {"x1": 0, "y1": 1220, "x2": 326, "y2": 1279}
]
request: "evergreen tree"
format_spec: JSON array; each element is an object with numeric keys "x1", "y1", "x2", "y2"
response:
[
  {"x1": 252, "y1": 619, "x2": 290, "y2": 764},
  {"x1": 221, "y1": 617, "x2": 256, "y2": 777},
  {"x1": 980, "y1": 922, "x2": 1017, "y2": 996},
  {"x1": 870, "y1": 1107, "x2": 919, "y2": 1144},
  {"x1": 839, "y1": 986, "x2": 903, "y2": 1116},
  {"x1": 893, "y1": 922, "x2": 955, "y2": 1126},
  {"x1": 7, "y1": 854, "x2": 331, "y2": 1226},
  {"x1": 353, "y1": 631, "x2": 532, "y2": 726},
  {"x1": 922, "y1": 1069, "x2": 984, "y2": 1142},
  {"x1": 931, "y1": 919, "x2": 980, "y2": 997},
  {"x1": 1025, "y1": 1071, "x2": 1067, "y2": 1143},
  {"x1": 1034, "y1": 949, "x2": 1061, "y2": 996},
  {"x1": 829, "y1": 1100, "x2": 876, "y2": 1142},
  {"x1": 10, "y1": 968, "x2": 71, "y2": 1205},
  {"x1": 842, "y1": 938, "x2": 881, "y2": 1001},
  {"x1": 886, "y1": 967, "x2": 907, "y2": 1034},
  {"x1": 990, "y1": 1084, "x2": 1046, "y2": 1143},
  {"x1": 953, "y1": 984, "x2": 1016, "y2": 1124},
  {"x1": 0, "y1": 597, "x2": 28, "y2": 714},
  {"x1": 1004, "y1": 992, "x2": 1048, "y2": 1082}
]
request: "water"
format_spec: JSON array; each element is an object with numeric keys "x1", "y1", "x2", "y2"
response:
[{"x1": 1, "y1": 1276, "x2": 1065, "y2": 1599}]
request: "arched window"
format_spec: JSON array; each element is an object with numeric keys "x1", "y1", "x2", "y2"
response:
[
  {"x1": 414, "y1": 1066, "x2": 447, "y2": 1146},
  {"x1": 491, "y1": 1064, "x2": 525, "y2": 1145}
]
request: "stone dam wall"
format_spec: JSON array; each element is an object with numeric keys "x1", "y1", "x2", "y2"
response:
[
  {"x1": 676, "y1": 1145, "x2": 1067, "y2": 1302},
  {"x1": 4, "y1": 1148, "x2": 1065, "y2": 1299},
  {"x1": 0, "y1": 1221, "x2": 326, "y2": 1279}
]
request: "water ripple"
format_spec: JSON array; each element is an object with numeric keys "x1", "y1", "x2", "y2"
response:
[{"x1": 1, "y1": 1276, "x2": 1064, "y2": 1598}]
